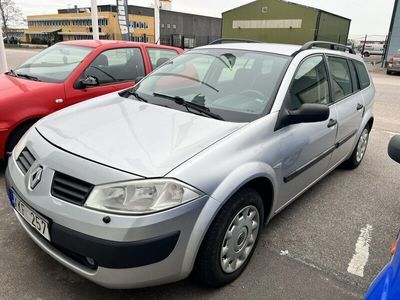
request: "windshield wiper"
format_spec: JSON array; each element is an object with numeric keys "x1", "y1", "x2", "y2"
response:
[
  {"x1": 5, "y1": 69, "x2": 19, "y2": 77},
  {"x1": 16, "y1": 73, "x2": 41, "y2": 81},
  {"x1": 128, "y1": 90, "x2": 148, "y2": 102},
  {"x1": 153, "y1": 92, "x2": 224, "y2": 120}
]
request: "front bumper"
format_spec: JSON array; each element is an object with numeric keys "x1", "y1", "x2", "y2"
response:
[{"x1": 5, "y1": 130, "x2": 217, "y2": 288}]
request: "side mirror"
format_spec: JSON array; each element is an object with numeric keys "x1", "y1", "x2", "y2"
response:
[
  {"x1": 286, "y1": 103, "x2": 330, "y2": 125},
  {"x1": 388, "y1": 135, "x2": 400, "y2": 164},
  {"x1": 76, "y1": 76, "x2": 99, "y2": 89}
]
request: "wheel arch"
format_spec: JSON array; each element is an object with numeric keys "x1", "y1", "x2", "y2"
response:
[
  {"x1": 180, "y1": 164, "x2": 278, "y2": 278},
  {"x1": 5, "y1": 117, "x2": 42, "y2": 154}
]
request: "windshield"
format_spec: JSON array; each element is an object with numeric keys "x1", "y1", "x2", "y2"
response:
[
  {"x1": 14, "y1": 44, "x2": 93, "y2": 83},
  {"x1": 131, "y1": 49, "x2": 290, "y2": 122}
]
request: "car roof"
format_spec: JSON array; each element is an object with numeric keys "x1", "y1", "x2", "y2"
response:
[
  {"x1": 58, "y1": 40, "x2": 181, "y2": 51},
  {"x1": 196, "y1": 42, "x2": 362, "y2": 61}
]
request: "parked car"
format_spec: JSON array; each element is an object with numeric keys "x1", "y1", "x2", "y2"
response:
[
  {"x1": 387, "y1": 49, "x2": 400, "y2": 75},
  {"x1": 365, "y1": 135, "x2": 400, "y2": 300},
  {"x1": 362, "y1": 43, "x2": 385, "y2": 57},
  {"x1": 0, "y1": 40, "x2": 183, "y2": 160},
  {"x1": 5, "y1": 40, "x2": 375, "y2": 289}
]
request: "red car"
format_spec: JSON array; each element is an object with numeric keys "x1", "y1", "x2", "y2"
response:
[{"x1": 0, "y1": 40, "x2": 183, "y2": 159}]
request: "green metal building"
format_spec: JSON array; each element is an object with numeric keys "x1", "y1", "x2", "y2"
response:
[{"x1": 222, "y1": 0, "x2": 351, "y2": 45}]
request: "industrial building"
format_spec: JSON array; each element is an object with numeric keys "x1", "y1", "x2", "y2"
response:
[
  {"x1": 23, "y1": 1, "x2": 221, "y2": 48},
  {"x1": 385, "y1": 0, "x2": 400, "y2": 62},
  {"x1": 222, "y1": 0, "x2": 351, "y2": 45}
]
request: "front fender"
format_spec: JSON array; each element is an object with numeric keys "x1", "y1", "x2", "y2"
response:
[
  {"x1": 211, "y1": 161, "x2": 277, "y2": 210},
  {"x1": 179, "y1": 161, "x2": 277, "y2": 277}
]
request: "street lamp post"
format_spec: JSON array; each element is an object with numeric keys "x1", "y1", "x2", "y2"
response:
[
  {"x1": 0, "y1": 28, "x2": 8, "y2": 73},
  {"x1": 154, "y1": 0, "x2": 160, "y2": 44},
  {"x1": 91, "y1": 0, "x2": 100, "y2": 40}
]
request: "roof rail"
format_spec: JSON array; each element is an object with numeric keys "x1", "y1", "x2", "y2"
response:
[
  {"x1": 208, "y1": 38, "x2": 260, "y2": 45},
  {"x1": 295, "y1": 41, "x2": 356, "y2": 55}
]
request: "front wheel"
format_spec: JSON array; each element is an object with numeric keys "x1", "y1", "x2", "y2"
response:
[
  {"x1": 341, "y1": 126, "x2": 370, "y2": 169},
  {"x1": 193, "y1": 188, "x2": 264, "y2": 287}
]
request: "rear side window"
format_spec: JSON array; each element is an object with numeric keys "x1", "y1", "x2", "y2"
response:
[
  {"x1": 288, "y1": 55, "x2": 330, "y2": 110},
  {"x1": 348, "y1": 60, "x2": 360, "y2": 92},
  {"x1": 147, "y1": 48, "x2": 178, "y2": 69},
  {"x1": 353, "y1": 60, "x2": 371, "y2": 89},
  {"x1": 327, "y1": 57, "x2": 353, "y2": 101}
]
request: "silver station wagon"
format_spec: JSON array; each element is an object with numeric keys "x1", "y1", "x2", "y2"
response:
[{"x1": 5, "y1": 40, "x2": 375, "y2": 288}]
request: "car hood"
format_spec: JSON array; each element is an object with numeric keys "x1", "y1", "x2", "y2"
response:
[
  {"x1": 36, "y1": 93, "x2": 245, "y2": 177},
  {"x1": 0, "y1": 74, "x2": 54, "y2": 98}
]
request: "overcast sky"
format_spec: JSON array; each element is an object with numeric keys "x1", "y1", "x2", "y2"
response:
[{"x1": 14, "y1": 0, "x2": 396, "y2": 38}]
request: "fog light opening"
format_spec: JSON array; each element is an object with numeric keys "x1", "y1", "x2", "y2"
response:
[{"x1": 86, "y1": 257, "x2": 96, "y2": 267}]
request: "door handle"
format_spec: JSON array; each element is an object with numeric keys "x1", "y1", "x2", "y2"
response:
[
  {"x1": 357, "y1": 103, "x2": 364, "y2": 111},
  {"x1": 327, "y1": 119, "x2": 337, "y2": 128}
]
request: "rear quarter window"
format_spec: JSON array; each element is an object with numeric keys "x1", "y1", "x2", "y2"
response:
[{"x1": 353, "y1": 60, "x2": 371, "y2": 89}]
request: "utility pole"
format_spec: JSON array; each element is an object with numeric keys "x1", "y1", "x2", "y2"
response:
[
  {"x1": 361, "y1": 34, "x2": 367, "y2": 57},
  {"x1": 91, "y1": 0, "x2": 100, "y2": 40},
  {"x1": 0, "y1": 28, "x2": 8, "y2": 73},
  {"x1": 154, "y1": 0, "x2": 160, "y2": 44}
]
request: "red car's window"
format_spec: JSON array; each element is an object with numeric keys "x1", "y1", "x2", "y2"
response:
[
  {"x1": 83, "y1": 47, "x2": 146, "y2": 85},
  {"x1": 147, "y1": 48, "x2": 179, "y2": 70}
]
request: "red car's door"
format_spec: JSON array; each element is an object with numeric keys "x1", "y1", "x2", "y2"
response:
[{"x1": 64, "y1": 46, "x2": 148, "y2": 106}]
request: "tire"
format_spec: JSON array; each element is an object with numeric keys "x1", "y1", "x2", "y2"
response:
[
  {"x1": 363, "y1": 52, "x2": 370, "y2": 57},
  {"x1": 387, "y1": 70, "x2": 392, "y2": 75},
  {"x1": 193, "y1": 188, "x2": 264, "y2": 287},
  {"x1": 341, "y1": 125, "x2": 370, "y2": 169},
  {"x1": 5, "y1": 121, "x2": 36, "y2": 157}
]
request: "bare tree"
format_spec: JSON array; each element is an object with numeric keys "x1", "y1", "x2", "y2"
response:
[{"x1": 0, "y1": 0, "x2": 23, "y2": 42}]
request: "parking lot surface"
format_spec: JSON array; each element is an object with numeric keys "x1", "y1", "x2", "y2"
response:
[{"x1": 1, "y1": 49, "x2": 400, "y2": 299}]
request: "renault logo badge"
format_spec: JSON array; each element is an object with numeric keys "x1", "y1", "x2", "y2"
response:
[{"x1": 29, "y1": 166, "x2": 43, "y2": 190}]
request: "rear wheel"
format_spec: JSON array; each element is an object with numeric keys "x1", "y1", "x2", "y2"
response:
[
  {"x1": 341, "y1": 126, "x2": 370, "y2": 169},
  {"x1": 193, "y1": 188, "x2": 264, "y2": 287}
]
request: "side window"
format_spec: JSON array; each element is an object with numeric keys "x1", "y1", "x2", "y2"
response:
[
  {"x1": 84, "y1": 48, "x2": 145, "y2": 85},
  {"x1": 348, "y1": 60, "x2": 360, "y2": 92},
  {"x1": 353, "y1": 60, "x2": 371, "y2": 89},
  {"x1": 288, "y1": 55, "x2": 330, "y2": 110},
  {"x1": 327, "y1": 57, "x2": 353, "y2": 101},
  {"x1": 147, "y1": 48, "x2": 179, "y2": 70}
]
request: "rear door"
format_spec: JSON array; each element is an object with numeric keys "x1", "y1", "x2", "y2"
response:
[
  {"x1": 327, "y1": 56, "x2": 364, "y2": 167},
  {"x1": 65, "y1": 47, "x2": 146, "y2": 106},
  {"x1": 276, "y1": 55, "x2": 338, "y2": 208}
]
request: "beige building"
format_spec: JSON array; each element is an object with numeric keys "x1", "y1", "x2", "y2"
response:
[{"x1": 24, "y1": 5, "x2": 155, "y2": 44}]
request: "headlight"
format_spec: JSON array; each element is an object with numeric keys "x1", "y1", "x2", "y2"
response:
[
  {"x1": 13, "y1": 127, "x2": 33, "y2": 159},
  {"x1": 84, "y1": 179, "x2": 203, "y2": 214}
]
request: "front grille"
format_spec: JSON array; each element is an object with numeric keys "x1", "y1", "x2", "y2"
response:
[
  {"x1": 16, "y1": 148, "x2": 36, "y2": 175},
  {"x1": 51, "y1": 172, "x2": 93, "y2": 205}
]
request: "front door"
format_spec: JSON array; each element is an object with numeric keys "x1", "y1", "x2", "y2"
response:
[
  {"x1": 276, "y1": 55, "x2": 338, "y2": 210},
  {"x1": 65, "y1": 47, "x2": 146, "y2": 106}
]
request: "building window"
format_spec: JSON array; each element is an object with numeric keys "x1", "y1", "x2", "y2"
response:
[
  {"x1": 167, "y1": 24, "x2": 170, "y2": 28},
  {"x1": 172, "y1": 24, "x2": 176, "y2": 29},
  {"x1": 161, "y1": 23, "x2": 164, "y2": 28}
]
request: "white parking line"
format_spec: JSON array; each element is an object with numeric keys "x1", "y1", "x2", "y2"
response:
[{"x1": 347, "y1": 224, "x2": 373, "y2": 277}]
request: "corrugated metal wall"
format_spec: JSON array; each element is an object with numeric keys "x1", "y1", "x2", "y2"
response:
[{"x1": 222, "y1": 0, "x2": 350, "y2": 45}]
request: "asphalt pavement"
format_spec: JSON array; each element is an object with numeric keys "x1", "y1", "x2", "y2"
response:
[{"x1": 1, "y1": 49, "x2": 400, "y2": 299}]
